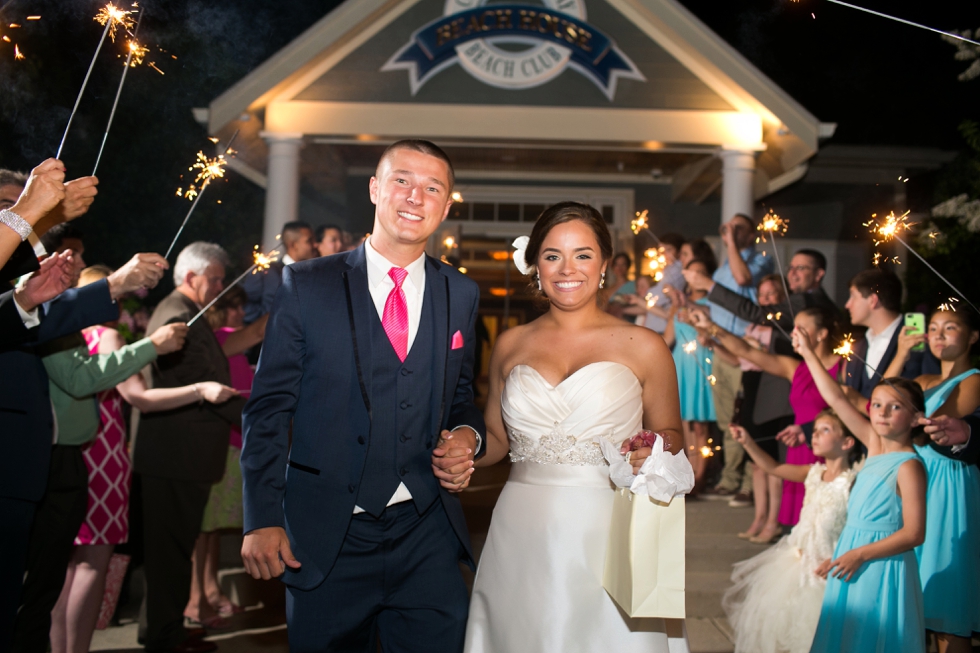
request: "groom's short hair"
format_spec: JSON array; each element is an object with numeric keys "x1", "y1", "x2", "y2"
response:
[{"x1": 377, "y1": 139, "x2": 455, "y2": 190}]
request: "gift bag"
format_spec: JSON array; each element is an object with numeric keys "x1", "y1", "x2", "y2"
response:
[
  {"x1": 603, "y1": 490, "x2": 685, "y2": 619},
  {"x1": 96, "y1": 553, "x2": 130, "y2": 630}
]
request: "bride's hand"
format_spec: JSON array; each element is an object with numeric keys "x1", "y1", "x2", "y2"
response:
[{"x1": 432, "y1": 431, "x2": 474, "y2": 492}]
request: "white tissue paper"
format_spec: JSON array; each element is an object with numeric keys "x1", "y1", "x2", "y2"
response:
[{"x1": 596, "y1": 436, "x2": 696, "y2": 503}]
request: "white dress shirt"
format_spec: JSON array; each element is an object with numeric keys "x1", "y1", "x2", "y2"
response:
[
  {"x1": 15, "y1": 299, "x2": 40, "y2": 329},
  {"x1": 864, "y1": 316, "x2": 902, "y2": 378}
]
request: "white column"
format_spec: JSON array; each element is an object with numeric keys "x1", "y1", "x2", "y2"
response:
[
  {"x1": 261, "y1": 132, "x2": 303, "y2": 249},
  {"x1": 718, "y1": 147, "x2": 758, "y2": 226}
]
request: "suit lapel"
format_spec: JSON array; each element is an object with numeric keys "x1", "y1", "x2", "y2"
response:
[
  {"x1": 426, "y1": 256, "x2": 450, "y2": 433},
  {"x1": 343, "y1": 246, "x2": 374, "y2": 410}
]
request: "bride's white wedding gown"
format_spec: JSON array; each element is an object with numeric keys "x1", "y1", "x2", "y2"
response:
[{"x1": 464, "y1": 362, "x2": 689, "y2": 653}]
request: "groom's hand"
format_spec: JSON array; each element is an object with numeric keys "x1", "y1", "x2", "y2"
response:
[
  {"x1": 242, "y1": 526, "x2": 301, "y2": 580},
  {"x1": 432, "y1": 428, "x2": 475, "y2": 493}
]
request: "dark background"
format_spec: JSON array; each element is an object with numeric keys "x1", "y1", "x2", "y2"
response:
[{"x1": 1, "y1": 0, "x2": 978, "y2": 303}]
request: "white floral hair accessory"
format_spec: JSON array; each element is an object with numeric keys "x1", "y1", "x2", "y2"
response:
[{"x1": 512, "y1": 236, "x2": 532, "y2": 275}]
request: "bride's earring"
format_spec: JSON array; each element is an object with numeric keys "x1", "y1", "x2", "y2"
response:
[
  {"x1": 600, "y1": 272, "x2": 606, "y2": 289},
  {"x1": 535, "y1": 275, "x2": 542, "y2": 291}
]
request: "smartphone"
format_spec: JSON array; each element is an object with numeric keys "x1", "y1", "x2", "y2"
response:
[{"x1": 904, "y1": 312, "x2": 925, "y2": 352}]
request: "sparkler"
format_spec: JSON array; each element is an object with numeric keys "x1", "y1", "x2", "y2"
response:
[
  {"x1": 164, "y1": 131, "x2": 239, "y2": 260},
  {"x1": 91, "y1": 8, "x2": 144, "y2": 176},
  {"x1": 757, "y1": 209, "x2": 793, "y2": 318},
  {"x1": 186, "y1": 243, "x2": 283, "y2": 327},
  {"x1": 645, "y1": 246, "x2": 667, "y2": 282},
  {"x1": 866, "y1": 211, "x2": 980, "y2": 315},
  {"x1": 797, "y1": 0, "x2": 980, "y2": 47},
  {"x1": 938, "y1": 297, "x2": 959, "y2": 312},
  {"x1": 766, "y1": 311, "x2": 793, "y2": 341},
  {"x1": 681, "y1": 339, "x2": 717, "y2": 387},
  {"x1": 56, "y1": 3, "x2": 136, "y2": 159},
  {"x1": 630, "y1": 209, "x2": 649, "y2": 235}
]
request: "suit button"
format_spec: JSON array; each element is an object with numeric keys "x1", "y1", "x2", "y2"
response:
[
  {"x1": 357, "y1": 436, "x2": 365, "y2": 445},
  {"x1": 400, "y1": 401, "x2": 411, "y2": 409},
  {"x1": 399, "y1": 467, "x2": 408, "y2": 476},
  {"x1": 401, "y1": 368, "x2": 411, "y2": 376},
  {"x1": 348, "y1": 484, "x2": 355, "y2": 493},
  {"x1": 399, "y1": 435, "x2": 409, "y2": 442}
]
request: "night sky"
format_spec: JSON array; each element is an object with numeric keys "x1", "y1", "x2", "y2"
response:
[{"x1": 0, "y1": 0, "x2": 977, "y2": 274}]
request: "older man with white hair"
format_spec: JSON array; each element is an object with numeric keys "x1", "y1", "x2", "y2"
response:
[{"x1": 134, "y1": 242, "x2": 247, "y2": 653}]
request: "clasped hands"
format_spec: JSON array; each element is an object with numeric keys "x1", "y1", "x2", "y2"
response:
[{"x1": 432, "y1": 427, "x2": 478, "y2": 492}]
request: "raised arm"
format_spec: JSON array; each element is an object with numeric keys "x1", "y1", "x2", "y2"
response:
[
  {"x1": 793, "y1": 328, "x2": 878, "y2": 453},
  {"x1": 730, "y1": 424, "x2": 810, "y2": 483},
  {"x1": 689, "y1": 310, "x2": 796, "y2": 380}
]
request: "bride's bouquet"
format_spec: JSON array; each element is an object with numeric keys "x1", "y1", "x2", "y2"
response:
[
  {"x1": 596, "y1": 431, "x2": 695, "y2": 502},
  {"x1": 597, "y1": 431, "x2": 694, "y2": 619}
]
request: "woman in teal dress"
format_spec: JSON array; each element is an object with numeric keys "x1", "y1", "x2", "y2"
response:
[
  {"x1": 796, "y1": 329, "x2": 928, "y2": 653},
  {"x1": 663, "y1": 258, "x2": 715, "y2": 490},
  {"x1": 885, "y1": 309, "x2": 980, "y2": 651}
]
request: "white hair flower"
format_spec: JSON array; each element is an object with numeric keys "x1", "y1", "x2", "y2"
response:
[{"x1": 512, "y1": 236, "x2": 532, "y2": 275}]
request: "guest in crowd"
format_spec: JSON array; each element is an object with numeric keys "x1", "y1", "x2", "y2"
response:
[
  {"x1": 692, "y1": 306, "x2": 844, "y2": 538},
  {"x1": 603, "y1": 252, "x2": 635, "y2": 320},
  {"x1": 723, "y1": 411, "x2": 857, "y2": 653},
  {"x1": 185, "y1": 286, "x2": 266, "y2": 628},
  {"x1": 679, "y1": 238, "x2": 717, "y2": 271},
  {"x1": 622, "y1": 233, "x2": 687, "y2": 334},
  {"x1": 799, "y1": 348, "x2": 927, "y2": 652},
  {"x1": 701, "y1": 214, "x2": 774, "y2": 505},
  {"x1": 0, "y1": 164, "x2": 165, "y2": 650},
  {"x1": 841, "y1": 268, "x2": 939, "y2": 404},
  {"x1": 662, "y1": 258, "x2": 717, "y2": 492},
  {"x1": 242, "y1": 221, "x2": 317, "y2": 324},
  {"x1": 48, "y1": 265, "x2": 238, "y2": 653},
  {"x1": 885, "y1": 308, "x2": 980, "y2": 652},
  {"x1": 134, "y1": 242, "x2": 247, "y2": 653},
  {"x1": 314, "y1": 223, "x2": 344, "y2": 257},
  {"x1": 703, "y1": 274, "x2": 795, "y2": 532}
]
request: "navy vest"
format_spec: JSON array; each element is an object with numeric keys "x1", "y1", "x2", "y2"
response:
[{"x1": 355, "y1": 287, "x2": 437, "y2": 516}]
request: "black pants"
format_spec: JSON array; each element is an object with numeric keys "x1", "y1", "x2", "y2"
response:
[
  {"x1": 285, "y1": 499, "x2": 469, "y2": 653},
  {"x1": 0, "y1": 498, "x2": 36, "y2": 652},
  {"x1": 11, "y1": 445, "x2": 88, "y2": 653},
  {"x1": 138, "y1": 475, "x2": 211, "y2": 651}
]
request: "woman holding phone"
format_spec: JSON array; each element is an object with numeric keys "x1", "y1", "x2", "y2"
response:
[{"x1": 884, "y1": 308, "x2": 980, "y2": 653}]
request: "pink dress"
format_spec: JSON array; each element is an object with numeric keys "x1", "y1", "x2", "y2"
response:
[
  {"x1": 778, "y1": 359, "x2": 841, "y2": 526},
  {"x1": 76, "y1": 327, "x2": 131, "y2": 546}
]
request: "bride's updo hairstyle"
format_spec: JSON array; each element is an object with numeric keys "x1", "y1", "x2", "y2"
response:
[{"x1": 524, "y1": 201, "x2": 614, "y2": 281}]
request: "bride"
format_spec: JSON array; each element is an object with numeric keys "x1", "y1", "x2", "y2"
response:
[{"x1": 441, "y1": 202, "x2": 689, "y2": 652}]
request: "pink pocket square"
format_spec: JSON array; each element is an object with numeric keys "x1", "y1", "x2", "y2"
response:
[{"x1": 451, "y1": 330, "x2": 464, "y2": 350}]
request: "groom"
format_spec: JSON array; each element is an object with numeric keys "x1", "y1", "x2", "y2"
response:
[{"x1": 240, "y1": 139, "x2": 486, "y2": 652}]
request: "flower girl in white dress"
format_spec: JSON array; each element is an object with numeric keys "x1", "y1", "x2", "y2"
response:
[
  {"x1": 722, "y1": 410, "x2": 858, "y2": 653},
  {"x1": 442, "y1": 202, "x2": 690, "y2": 653}
]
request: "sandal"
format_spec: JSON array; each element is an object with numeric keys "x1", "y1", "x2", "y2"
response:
[{"x1": 184, "y1": 614, "x2": 233, "y2": 630}]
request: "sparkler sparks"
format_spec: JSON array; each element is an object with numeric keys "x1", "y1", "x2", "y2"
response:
[
  {"x1": 833, "y1": 334, "x2": 855, "y2": 361},
  {"x1": 251, "y1": 245, "x2": 280, "y2": 273},
  {"x1": 699, "y1": 446, "x2": 714, "y2": 459},
  {"x1": 94, "y1": 3, "x2": 135, "y2": 42},
  {"x1": 125, "y1": 39, "x2": 148, "y2": 66},
  {"x1": 631, "y1": 209, "x2": 649, "y2": 235},
  {"x1": 755, "y1": 209, "x2": 788, "y2": 244},
  {"x1": 865, "y1": 210, "x2": 914, "y2": 247},
  {"x1": 451, "y1": 191, "x2": 464, "y2": 203},
  {"x1": 645, "y1": 293, "x2": 658, "y2": 309},
  {"x1": 13, "y1": 44, "x2": 23, "y2": 60},
  {"x1": 939, "y1": 298, "x2": 960, "y2": 312},
  {"x1": 682, "y1": 340, "x2": 697, "y2": 354}
]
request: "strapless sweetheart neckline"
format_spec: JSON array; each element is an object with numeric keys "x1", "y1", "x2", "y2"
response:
[{"x1": 509, "y1": 361, "x2": 639, "y2": 390}]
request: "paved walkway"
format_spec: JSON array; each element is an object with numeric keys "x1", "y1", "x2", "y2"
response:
[{"x1": 91, "y1": 462, "x2": 760, "y2": 652}]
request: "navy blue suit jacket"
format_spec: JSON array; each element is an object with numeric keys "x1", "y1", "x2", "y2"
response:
[
  {"x1": 0, "y1": 279, "x2": 117, "y2": 502},
  {"x1": 241, "y1": 246, "x2": 486, "y2": 589}
]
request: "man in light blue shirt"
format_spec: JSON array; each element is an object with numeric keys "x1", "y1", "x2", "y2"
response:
[
  {"x1": 701, "y1": 213, "x2": 772, "y2": 504},
  {"x1": 709, "y1": 214, "x2": 773, "y2": 336}
]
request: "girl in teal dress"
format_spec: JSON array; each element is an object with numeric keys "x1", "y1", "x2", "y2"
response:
[
  {"x1": 663, "y1": 259, "x2": 715, "y2": 490},
  {"x1": 885, "y1": 309, "x2": 980, "y2": 652},
  {"x1": 795, "y1": 327, "x2": 928, "y2": 653}
]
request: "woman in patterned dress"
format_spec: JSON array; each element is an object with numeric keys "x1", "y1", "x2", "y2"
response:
[
  {"x1": 50, "y1": 266, "x2": 239, "y2": 653},
  {"x1": 185, "y1": 287, "x2": 267, "y2": 626}
]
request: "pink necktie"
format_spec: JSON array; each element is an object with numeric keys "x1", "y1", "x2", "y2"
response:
[{"x1": 382, "y1": 267, "x2": 409, "y2": 362}]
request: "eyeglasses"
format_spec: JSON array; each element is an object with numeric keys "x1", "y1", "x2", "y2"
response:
[{"x1": 787, "y1": 265, "x2": 815, "y2": 273}]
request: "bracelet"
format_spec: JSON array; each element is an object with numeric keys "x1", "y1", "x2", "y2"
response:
[
  {"x1": 0, "y1": 209, "x2": 32, "y2": 241},
  {"x1": 192, "y1": 383, "x2": 203, "y2": 404},
  {"x1": 709, "y1": 324, "x2": 721, "y2": 338}
]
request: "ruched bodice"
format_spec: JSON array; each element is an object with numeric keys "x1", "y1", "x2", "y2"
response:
[{"x1": 502, "y1": 362, "x2": 643, "y2": 467}]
